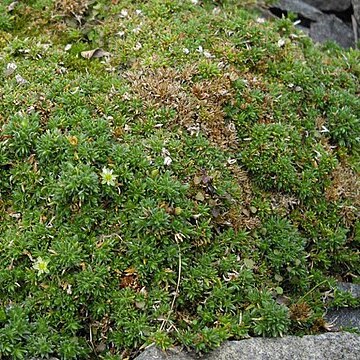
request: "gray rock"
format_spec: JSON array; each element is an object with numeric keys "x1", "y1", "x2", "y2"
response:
[
  {"x1": 303, "y1": 0, "x2": 352, "y2": 12},
  {"x1": 135, "y1": 346, "x2": 194, "y2": 360},
  {"x1": 337, "y1": 282, "x2": 360, "y2": 298},
  {"x1": 323, "y1": 282, "x2": 360, "y2": 331},
  {"x1": 135, "y1": 333, "x2": 360, "y2": 360},
  {"x1": 353, "y1": 0, "x2": 360, "y2": 44},
  {"x1": 326, "y1": 308, "x2": 360, "y2": 331},
  {"x1": 296, "y1": 25, "x2": 310, "y2": 35},
  {"x1": 273, "y1": 0, "x2": 324, "y2": 21},
  {"x1": 310, "y1": 14, "x2": 355, "y2": 48},
  {"x1": 354, "y1": 0, "x2": 360, "y2": 23}
]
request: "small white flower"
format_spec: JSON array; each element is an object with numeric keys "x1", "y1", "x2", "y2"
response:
[
  {"x1": 15, "y1": 74, "x2": 27, "y2": 84},
  {"x1": 33, "y1": 257, "x2": 50, "y2": 275},
  {"x1": 132, "y1": 26, "x2": 141, "y2": 34},
  {"x1": 183, "y1": 47, "x2": 190, "y2": 55},
  {"x1": 135, "y1": 9, "x2": 142, "y2": 16},
  {"x1": 278, "y1": 38, "x2": 286, "y2": 47},
  {"x1": 134, "y1": 42, "x2": 142, "y2": 51},
  {"x1": 203, "y1": 51, "x2": 214, "y2": 58},
  {"x1": 196, "y1": 46, "x2": 214, "y2": 58},
  {"x1": 191, "y1": 0, "x2": 199, "y2": 4},
  {"x1": 164, "y1": 156, "x2": 172, "y2": 166},
  {"x1": 119, "y1": 9, "x2": 128, "y2": 18},
  {"x1": 101, "y1": 167, "x2": 118, "y2": 186},
  {"x1": 212, "y1": 7, "x2": 221, "y2": 15},
  {"x1": 4, "y1": 62, "x2": 17, "y2": 76},
  {"x1": 64, "y1": 44, "x2": 72, "y2": 51},
  {"x1": 256, "y1": 17, "x2": 266, "y2": 24}
]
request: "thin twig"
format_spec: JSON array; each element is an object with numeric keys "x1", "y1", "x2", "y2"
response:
[
  {"x1": 89, "y1": 325, "x2": 98, "y2": 358},
  {"x1": 298, "y1": 279, "x2": 328, "y2": 303},
  {"x1": 160, "y1": 248, "x2": 182, "y2": 331}
]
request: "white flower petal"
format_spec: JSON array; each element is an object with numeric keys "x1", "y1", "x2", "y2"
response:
[
  {"x1": 164, "y1": 156, "x2": 172, "y2": 166},
  {"x1": 15, "y1": 74, "x2": 27, "y2": 84}
]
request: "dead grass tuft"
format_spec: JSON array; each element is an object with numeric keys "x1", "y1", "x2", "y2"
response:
[
  {"x1": 290, "y1": 302, "x2": 312, "y2": 322},
  {"x1": 226, "y1": 205, "x2": 261, "y2": 231},
  {"x1": 124, "y1": 66, "x2": 238, "y2": 149},
  {"x1": 55, "y1": 0, "x2": 89, "y2": 17},
  {"x1": 226, "y1": 163, "x2": 260, "y2": 230},
  {"x1": 325, "y1": 164, "x2": 360, "y2": 204},
  {"x1": 269, "y1": 193, "x2": 300, "y2": 215},
  {"x1": 325, "y1": 163, "x2": 360, "y2": 226}
]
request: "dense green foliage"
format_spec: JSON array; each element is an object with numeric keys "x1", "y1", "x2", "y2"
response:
[{"x1": 0, "y1": 0, "x2": 359, "y2": 359}]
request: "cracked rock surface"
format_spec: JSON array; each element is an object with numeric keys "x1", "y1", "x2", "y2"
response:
[
  {"x1": 135, "y1": 282, "x2": 360, "y2": 359},
  {"x1": 309, "y1": 14, "x2": 355, "y2": 48},
  {"x1": 325, "y1": 282, "x2": 360, "y2": 332},
  {"x1": 302, "y1": 0, "x2": 351, "y2": 12},
  {"x1": 135, "y1": 333, "x2": 360, "y2": 360},
  {"x1": 270, "y1": 0, "x2": 358, "y2": 48}
]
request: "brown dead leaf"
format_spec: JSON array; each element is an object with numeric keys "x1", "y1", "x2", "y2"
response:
[
  {"x1": 242, "y1": 208, "x2": 250, "y2": 217},
  {"x1": 81, "y1": 48, "x2": 112, "y2": 59},
  {"x1": 120, "y1": 273, "x2": 141, "y2": 291},
  {"x1": 195, "y1": 192, "x2": 205, "y2": 202},
  {"x1": 193, "y1": 176, "x2": 202, "y2": 185}
]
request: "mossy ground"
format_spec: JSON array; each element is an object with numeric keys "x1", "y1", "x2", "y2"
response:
[{"x1": 0, "y1": 0, "x2": 359, "y2": 359}]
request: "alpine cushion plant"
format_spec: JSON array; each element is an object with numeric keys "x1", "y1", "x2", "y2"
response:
[{"x1": 0, "y1": 0, "x2": 359, "y2": 359}]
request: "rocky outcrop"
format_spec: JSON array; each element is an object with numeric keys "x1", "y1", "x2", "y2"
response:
[
  {"x1": 353, "y1": 0, "x2": 360, "y2": 43},
  {"x1": 326, "y1": 308, "x2": 360, "y2": 331},
  {"x1": 302, "y1": 0, "x2": 351, "y2": 12},
  {"x1": 337, "y1": 282, "x2": 360, "y2": 299},
  {"x1": 135, "y1": 333, "x2": 360, "y2": 360},
  {"x1": 270, "y1": 0, "x2": 358, "y2": 48},
  {"x1": 309, "y1": 14, "x2": 355, "y2": 48},
  {"x1": 135, "y1": 282, "x2": 360, "y2": 360},
  {"x1": 274, "y1": 0, "x2": 323, "y2": 21},
  {"x1": 325, "y1": 282, "x2": 360, "y2": 331}
]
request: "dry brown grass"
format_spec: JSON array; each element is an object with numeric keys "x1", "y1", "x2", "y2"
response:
[
  {"x1": 269, "y1": 193, "x2": 300, "y2": 215},
  {"x1": 290, "y1": 302, "x2": 312, "y2": 322},
  {"x1": 325, "y1": 162, "x2": 360, "y2": 226},
  {"x1": 55, "y1": 0, "x2": 89, "y2": 17},
  {"x1": 325, "y1": 164, "x2": 360, "y2": 204},
  {"x1": 226, "y1": 163, "x2": 260, "y2": 230},
  {"x1": 124, "y1": 65, "x2": 238, "y2": 150},
  {"x1": 125, "y1": 65, "x2": 261, "y2": 231}
]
